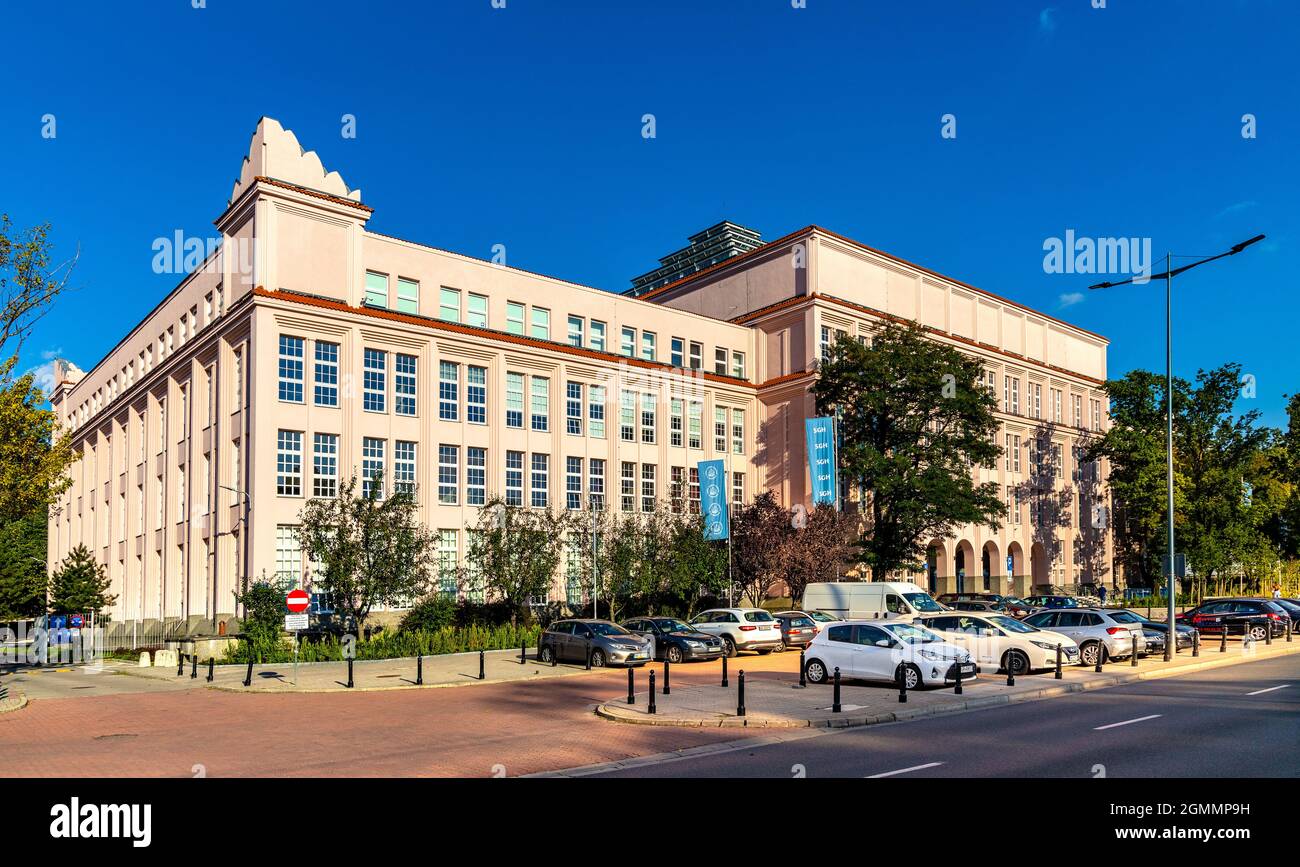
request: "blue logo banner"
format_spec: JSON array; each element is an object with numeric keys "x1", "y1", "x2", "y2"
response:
[
  {"x1": 698, "y1": 459, "x2": 729, "y2": 541},
  {"x1": 805, "y1": 416, "x2": 838, "y2": 507}
]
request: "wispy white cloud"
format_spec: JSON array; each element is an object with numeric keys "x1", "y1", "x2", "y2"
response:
[
  {"x1": 1058, "y1": 291, "x2": 1085, "y2": 309},
  {"x1": 1214, "y1": 200, "x2": 1257, "y2": 219},
  {"x1": 26, "y1": 355, "x2": 84, "y2": 397},
  {"x1": 1039, "y1": 7, "x2": 1059, "y2": 34}
]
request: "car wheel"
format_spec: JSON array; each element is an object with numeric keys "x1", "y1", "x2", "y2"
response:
[
  {"x1": 805, "y1": 658, "x2": 828, "y2": 684},
  {"x1": 1248, "y1": 623, "x2": 1268, "y2": 642},
  {"x1": 722, "y1": 637, "x2": 737, "y2": 658},
  {"x1": 1002, "y1": 650, "x2": 1030, "y2": 676},
  {"x1": 896, "y1": 663, "x2": 922, "y2": 690},
  {"x1": 589, "y1": 649, "x2": 606, "y2": 668},
  {"x1": 773, "y1": 641, "x2": 787, "y2": 653},
  {"x1": 665, "y1": 645, "x2": 684, "y2": 664},
  {"x1": 540, "y1": 645, "x2": 555, "y2": 664},
  {"x1": 1080, "y1": 641, "x2": 1102, "y2": 666}
]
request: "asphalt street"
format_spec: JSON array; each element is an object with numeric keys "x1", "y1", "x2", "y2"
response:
[{"x1": 577, "y1": 654, "x2": 1299, "y2": 778}]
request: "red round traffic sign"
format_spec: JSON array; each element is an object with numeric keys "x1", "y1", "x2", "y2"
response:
[{"x1": 286, "y1": 589, "x2": 310, "y2": 613}]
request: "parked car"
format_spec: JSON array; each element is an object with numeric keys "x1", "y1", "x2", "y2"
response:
[
  {"x1": 1268, "y1": 597, "x2": 1300, "y2": 626},
  {"x1": 620, "y1": 617, "x2": 725, "y2": 663},
  {"x1": 539, "y1": 619, "x2": 652, "y2": 667},
  {"x1": 937, "y1": 593, "x2": 1036, "y2": 617},
  {"x1": 1111, "y1": 609, "x2": 1195, "y2": 651},
  {"x1": 1021, "y1": 607, "x2": 1145, "y2": 665},
  {"x1": 772, "y1": 611, "x2": 819, "y2": 651},
  {"x1": 802, "y1": 610, "x2": 843, "y2": 625},
  {"x1": 802, "y1": 620, "x2": 976, "y2": 689},
  {"x1": 1175, "y1": 599, "x2": 1291, "y2": 640},
  {"x1": 915, "y1": 612, "x2": 1080, "y2": 674},
  {"x1": 802, "y1": 581, "x2": 945, "y2": 621},
  {"x1": 1021, "y1": 595, "x2": 1081, "y2": 610},
  {"x1": 688, "y1": 608, "x2": 784, "y2": 657}
]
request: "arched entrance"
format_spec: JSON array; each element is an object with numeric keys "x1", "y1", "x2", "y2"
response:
[
  {"x1": 925, "y1": 540, "x2": 949, "y2": 595},
  {"x1": 1030, "y1": 542, "x2": 1049, "y2": 591},
  {"x1": 1007, "y1": 541, "x2": 1026, "y2": 596},
  {"x1": 982, "y1": 540, "x2": 1001, "y2": 593},
  {"x1": 954, "y1": 540, "x2": 976, "y2": 594}
]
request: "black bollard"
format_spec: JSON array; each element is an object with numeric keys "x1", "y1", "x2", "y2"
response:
[
  {"x1": 1006, "y1": 658, "x2": 1015, "y2": 687},
  {"x1": 1266, "y1": 619, "x2": 1273, "y2": 646},
  {"x1": 737, "y1": 670, "x2": 746, "y2": 717},
  {"x1": 1054, "y1": 644, "x2": 1062, "y2": 679},
  {"x1": 898, "y1": 666, "x2": 908, "y2": 703},
  {"x1": 663, "y1": 658, "x2": 671, "y2": 696},
  {"x1": 243, "y1": 657, "x2": 253, "y2": 687},
  {"x1": 520, "y1": 638, "x2": 527, "y2": 665},
  {"x1": 1288, "y1": 619, "x2": 1293, "y2": 643},
  {"x1": 416, "y1": 654, "x2": 423, "y2": 686},
  {"x1": 584, "y1": 642, "x2": 591, "y2": 670},
  {"x1": 627, "y1": 666, "x2": 635, "y2": 705},
  {"x1": 1220, "y1": 627, "x2": 1227, "y2": 653},
  {"x1": 954, "y1": 661, "x2": 963, "y2": 695},
  {"x1": 649, "y1": 670, "x2": 657, "y2": 715},
  {"x1": 346, "y1": 657, "x2": 354, "y2": 689},
  {"x1": 1193, "y1": 629, "x2": 1200, "y2": 658},
  {"x1": 479, "y1": 649, "x2": 486, "y2": 680},
  {"x1": 721, "y1": 654, "x2": 729, "y2": 688},
  {"x1": 177, "y1": 653, "x2": 184, "y2": 676},
  {"x1": 832, "y1": 667, "x2": 841, "y2": 713},
  {"x1": 1094, "y1": 645, "x2": 1104, "y2": 673},
  {"x1": 1132, "y1": 635, "x2": 1139, "y2": 667},
  {"x1": 799, "y1": 650, "x2": 807, "y2": 688},
  {"x1": 207, "y1": 657, "x2": 214, "y2": 683},
  {"x1": 191, "y1": 654, "x2": 197, "y2": 679},
  {"x1": 551, "y1": 645, "x2": 557, "y2": 667}
]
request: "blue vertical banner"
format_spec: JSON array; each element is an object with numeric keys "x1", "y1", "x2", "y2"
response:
[
  {"x1": 698, "y1": 459, "x2": 729, "y2": 541},
  {"x1": 805, "y1": 416, "x2": 838, "y2": 507}
]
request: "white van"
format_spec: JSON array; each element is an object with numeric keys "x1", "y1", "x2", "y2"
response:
[{"x1": 801, "y1": 581, "x2": 945, "y2": 622}]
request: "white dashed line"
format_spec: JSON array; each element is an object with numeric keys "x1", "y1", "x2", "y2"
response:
[
  {"x1": 1093, "y1": 714, "x2": 1162, "y2": 731},
  {"x1": 1245, "y1": 684, "x2": 1289, "y2": 696},
  {"x1": 866, "y1": 762, "x2": 944, "y2": 778}
]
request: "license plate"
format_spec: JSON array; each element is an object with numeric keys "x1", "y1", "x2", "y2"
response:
[
  {"x1": 960, "y1": 663, "x2": 976, "y2": 674},
  {"x1": 631, "y1": 653, "x2": 647, "y2": 659}
]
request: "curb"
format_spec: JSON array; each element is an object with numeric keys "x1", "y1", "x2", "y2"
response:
[
  {"x1": 0, "y1": 688, "x2": 28, "y2": 715},
  {"x1": 595, "y1": 643, "x2": 1300, "y2": 729}
]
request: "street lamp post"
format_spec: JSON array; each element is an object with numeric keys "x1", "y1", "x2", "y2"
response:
[{"x1": 1090, "y1": 234, "x2": 1263, "y2": 660}]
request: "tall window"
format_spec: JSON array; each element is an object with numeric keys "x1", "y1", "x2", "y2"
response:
[
  {"x1": 640, "y1": 331, "x2": 656, "y2": 361},
  {"x1": 640, "y1": 392, "x2": 656, "y2": 444},
  {"x1": 588, "y1": 384, "x2": 605, "y2": 438},
  {"x1": 714, "y1": 406, "x2": 727, "y2": 453},
  {"x1": 313, "y1": 434, "x2": 338, "y2": 498},
  {"x1": 530, "y1": 453, "x2": 549, "y2": 507},
  {"x1": 506, "y1": 372, "x2": 524, "y2": 428},
  {"x1": 439, "y1": 361, "x2": 459, "y2": 421},
  {"x1": 621, "y1": 326, "x2": 636, "y2": 357},
  {"x1": 688, "y1": 401, "x2": 703, "y2": 449},
  {"x1": 670, "y1": 399, "x2": 684, "y2": 447},
  {"x1": 1004, "y1": 376, "x2": 1020, "y2": 415},
  {"x1": 278, "y1": 335, "x2": 303, "y2": 402},
  {"x1": 505, "y1": 451, "x2": 524, "y2": 506},
  {"x1": 530, "y1": 377, "x2": 549, "y2": 431},
  {"x1": 1072, "y1": 394, "x2": 1083, "y2": 428},
  {"x1": 620, "y1": 461, "x2": 635, "y2": 512},
  {"x1": 438, "y1": 287, "x2": 460, "y2": 322},
  {"x1": 362, "y1": 437, "x2": 385, "y2": 497},
  {"x1": 437, "y1": 530, "x2": 458, "y2": 597},
  {"x1": 689, "y1": 467, "x2": 700, "y2": 513},
  {"x1": 467, "y1": 293, "x2": 488, "y2": 328},
  {"x1": 620, "y1": 390, "x2": 635, "y2": 442},
  {"x1": 1051, "y1": 388, "x2": 1063, "y2": 422},
  {"x1": 731, "y1": 351, "x2": 746, "y2": 379},
  {"x1": 467, "y1": 447, "x2": 486, "y2": 505},
  {"x1": 467, "y1": 366, "x2": 487, "y2": 424},
  {"x1": 732, "y1": 472, "x2": 744, "y2": 507},
  {"x1": 275, "y1": 525, "x2": 303, "y2": 585},
  {"x1": 395, "y1": 354, "x2": 417, "y2": 416},
  {"x1": 530, "y1": 307, "x2": 550, "y2": 340},
  {"x1": 363, "y1": 349, "x2": 386, "y2": 413},
  {"x1": 437, "y1": 444, "x2": 457, "y2": 503},
  {"x1": 732, "y1": 409, "x2": 745, "y2": 455},
  {"x1": 588, "y1": 459, "x2": 605, "y2": 511},
  {"x1": 689, "y1": 341, "x2": 702, "y2": 370},
  {"x1": 820, "y1": 326, "x2": 832, "y2": 363},
  {"x1": 714, "y1": 347, "x2": 728, "y2": 375},
  {"x1": 1005, "y1": 434, "x2": 1021, "y2": 473},
  {"x1": 397, "y1": 278, "x2": 419, "y2": 314},
  {"x1": 364, "y1": 271, "x2": 388, "y2": 307},
  {"x1": 567, "y1": 315, "x2": 584, "y2": 347},
  {"x1": 1090, "y1": 399, "x2": 1102, "y2": 431},
  {"x1": 590, "y1": 320, "x2": 606, "y2": 352},
  {"x1": 276, "y1": 430, "x2": 302, "y2": 496},
  {"x1": 1029, "y1": 382, "x2": 1042, "y2": 419},
  {"x1": 671, "y1": 337, "x2": 684, "y2": 368},
  {"x1": 566, "y1": 457, "x2": 583, "y2": 510},
  {"x1": 566, "y1": 382, "x2": 583, "y2": 435},
  {"x1": 314, "y1": 341, "x2": 339, "y2": 407},
  {"x1": 641, "y1": 464, "x2": 656, "y2": 512},
  {"x1": 393, "y1": 441, "x2": 417, "y2": 495},
  {"x1": 506, "y1": 301, "x2": 525, "y2": 335}
]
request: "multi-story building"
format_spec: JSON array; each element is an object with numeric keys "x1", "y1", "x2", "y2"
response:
[{"x1": 47, "y1": 118, "x2": 1111, "y2": 632}]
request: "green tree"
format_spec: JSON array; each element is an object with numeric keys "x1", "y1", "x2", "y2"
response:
[
  {"x1": 662, "y1": 513, "x2": 729, "y2": 616},
  {"x1": 1272, "y1": 393, "x2": 1300, "y2": 558},
  {"x1": 731, "y1": 491, "x2": 792, "y2": 605},
  {"x1": 783, "y1": 504, "x2": 856, "y2": 606},
  {"x1": 812, "y1": 320, "x2": 1004, "y2": 579},
  {"x1": 0, "y1": 510, "x2": 48, "y2": 618},
  {"x1": 297, "y1": 473, "x2": 437, "y2": 628},
  {"x1": 230, "y1": 579, "x2": 286, "y2": 663},
  {"x1": 464, "y1": 496, "x2": 569, "y2": 626},
  {"x1": 48, "y1": 544, "x2": 115, "y2": 615}
]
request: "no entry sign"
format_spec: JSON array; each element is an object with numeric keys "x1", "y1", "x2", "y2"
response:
[{"x1": 286, "y1": 589, "x2": 310, "y2": 614}]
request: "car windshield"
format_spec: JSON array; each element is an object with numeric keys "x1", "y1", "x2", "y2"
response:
[
  {"x1": 1107, "y1": 611, "x2": 1143, "y2": 624},
  {"x1": 882, "y1": 622, "x2": 945, "y2": 644},
  {"x1": 744, "y1": 611, "x2": 774, "y2": 622},
  {"x1": 654, "y1": 619, "x2": 692, "y2": 632},
  {"x1": 806, "y1": 611, "x2": 837, "y2": 622},
  {"x1": 785, "y1": 617, "x2": 814, "y2": 627},
  {"x1": 903, "y1": 592, "x2": 944, "y2": 613},
  {"x1": 589, "y1": 623, "x2": 630, "y2": 636},
  {"x1": 988, "y1": 615, "x2": 1038, "y2": 634}
]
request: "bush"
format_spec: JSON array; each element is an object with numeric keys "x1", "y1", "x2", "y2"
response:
[
  {"x1": 399, "y1": 595, "x2": 458, "y2": 633},
  {"x1": 221, "y1": 623, "x2": 541, "y2": 664}
]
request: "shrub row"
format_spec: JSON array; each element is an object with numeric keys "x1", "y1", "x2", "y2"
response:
[{"x1": 222, "y1": 623, "x2": 541, "y2": 664}]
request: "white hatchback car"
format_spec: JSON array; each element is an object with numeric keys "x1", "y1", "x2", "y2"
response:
[
  {"x1": 803, "y1": 620, "x2": 976, "y2": 690},
  {"x1": 915, "y1": 612, "x2": 1080, "y2": 675}
]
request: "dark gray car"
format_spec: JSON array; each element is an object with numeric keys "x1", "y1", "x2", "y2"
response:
[
  {"x1": 621, "y1": 617, "x2": 725, "y2": 663},
  {"x1": 539, "y1": 619, "x2": 652, "y2": 667}
]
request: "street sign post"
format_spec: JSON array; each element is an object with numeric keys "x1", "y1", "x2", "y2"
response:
[{"x1": 285, "y1": 589, "x2": 310, "y2": 685}]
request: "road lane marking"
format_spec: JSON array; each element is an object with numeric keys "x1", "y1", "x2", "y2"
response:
[
  {"x1": 867, "y1": 762, "x2": 944, "y2": 778},
  {"x1": 1093, "y1": 714, "x2": 1161, "y2": 731},
  {"x1": 1245, "y1": 684, "x2": 1289, "y2": 696}
]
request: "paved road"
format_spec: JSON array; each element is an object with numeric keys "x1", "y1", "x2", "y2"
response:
[{"x1": 564, "y1": 654, "x2": 1300, "y2": 778}]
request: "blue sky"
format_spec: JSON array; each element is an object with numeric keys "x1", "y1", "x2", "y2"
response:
[{"x1": 2, "y1": 0, "x2": 1296, "y2": 426}]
